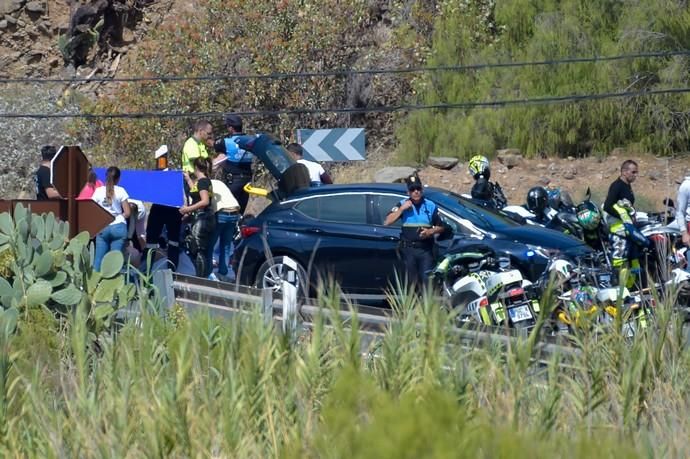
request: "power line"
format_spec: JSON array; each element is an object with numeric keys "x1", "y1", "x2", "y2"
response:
[
  {"x1": 1, "y1": 87, "x2": 688, "y2": 120},
  {"x1": 0, "y1": 50, "x2": 689, "y2": 84}
]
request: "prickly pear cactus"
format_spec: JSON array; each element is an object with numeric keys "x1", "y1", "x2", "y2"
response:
[{"x1": 0, "y1": 204, "x2": 136, "y2": 334}]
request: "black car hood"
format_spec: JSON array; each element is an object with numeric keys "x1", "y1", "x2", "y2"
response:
[{"x1": 495, "y1": 225, "x2": 587, "y2": 251}]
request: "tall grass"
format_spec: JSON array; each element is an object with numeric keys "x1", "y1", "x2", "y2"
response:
[{"x1": 1, "y1": 286, "x2": 690, "y2": 456}]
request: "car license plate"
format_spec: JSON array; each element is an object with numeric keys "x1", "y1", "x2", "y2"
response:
[{"x1": 508, "y1": 304, "x2": 532, "y2": 323}]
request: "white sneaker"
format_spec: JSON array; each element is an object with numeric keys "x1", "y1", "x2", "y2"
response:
[{"x1": 208, "y1": 273, "x2": 219, "y2": 281}]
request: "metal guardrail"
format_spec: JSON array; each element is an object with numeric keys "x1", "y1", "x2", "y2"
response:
[{"x1": 154, "y1": 270, "x2": 581, "y2": 363}]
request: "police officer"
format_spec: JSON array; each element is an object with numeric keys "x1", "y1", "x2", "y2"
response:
[
  {"x1": 384, "y1": 174, "x2": 444, "y2": 289},
  {"x1": 213, "y1": 114, "x2": 254, "y2": 213}
]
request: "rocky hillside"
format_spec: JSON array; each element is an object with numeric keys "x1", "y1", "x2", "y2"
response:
[{"x1": 0, "y1": 0, "x2": 174, "y2": 197}]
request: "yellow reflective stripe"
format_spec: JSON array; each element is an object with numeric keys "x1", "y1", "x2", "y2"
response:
[{"x1": 479, "y1": 306, "x2": 491, "y2": 325}]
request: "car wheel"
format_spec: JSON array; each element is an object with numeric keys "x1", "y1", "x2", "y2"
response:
[{"x1": 255, "y1": 255, "x2": 309, "y2": 297}]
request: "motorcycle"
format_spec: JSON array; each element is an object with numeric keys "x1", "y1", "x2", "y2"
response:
[{"x1": 431, "y1": 244, "x2": 540, "y2": 332}]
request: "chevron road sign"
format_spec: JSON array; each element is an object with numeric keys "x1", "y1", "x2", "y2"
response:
[{"x1": 296, "y1": 128, "x2": 366, "y2": 161}]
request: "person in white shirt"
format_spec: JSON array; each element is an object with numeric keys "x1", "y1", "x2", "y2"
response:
[
  {"x1": 675, "y1": 170, "x2": 690, "y2": 246},
  {"x1": 286, "y1": 143, "x2": 332, "y2": 186},
  {"x1": 207, "y1": 179, "x2": 241, "y2": 281},
  {"x1": 92, "y1": 166, "x2": 130, "y2": 271}
]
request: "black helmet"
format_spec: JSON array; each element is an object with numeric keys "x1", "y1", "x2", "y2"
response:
[{"x1": 526, "y1": 186, "x2": 548, "y2": 214}]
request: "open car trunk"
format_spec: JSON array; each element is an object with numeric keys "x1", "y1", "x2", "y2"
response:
[{"x1": 235, "y1": 134, "x2": 310, "y2": 200}]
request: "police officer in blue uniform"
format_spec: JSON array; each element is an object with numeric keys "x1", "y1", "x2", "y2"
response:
[
  {"x1": 213, "y1": 113, "x2": 254, "y2": 213},
  {"x1": 384, "y1": 174, "x2": 444, "y2": 288}
]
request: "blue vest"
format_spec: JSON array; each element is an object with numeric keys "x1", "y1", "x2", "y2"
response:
[
  {"x1": 223, "y1": 135, "x2": 254, "y2": 174},
  {"x1": 399, "y1": 198, "x2": 436, "y2": 226}
]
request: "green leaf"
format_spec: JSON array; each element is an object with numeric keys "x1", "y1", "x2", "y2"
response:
[
  {"x1": 49, "y1": 237, "x2": 64, "y2": 251},
  {"x1": 33, "y1": 216, "x2": 45, "y2": 240},
  {"x1": 13, "y1": 203, "x2": 26, "y2": 225},
  {"x1": 15, "y1": 240, "x2": 29, "y2": 265},
  {"x1": 46, "y1": 271, "x2": 68, "y2": 288},
  {"x1": 93, "y1": 276, "x2": 124, "y2": 303},
  {"x1": 0, "y1": 277, "x2": 12, "y2": 297},
  {"x1": 33, "y1": 251, "x2": 53, "y2": 277},
  {"x1": 26, "y1": 280, "x2": 53, "y2": 307},
  {"x1": 93, "y1": 304, "x2": 114, "y2": 321},
  {"x1": 45, "y1": 214, "x2": 55, "y2": 239},
  {"x1": 117, "y1": 284, "x2": 136, "y2": 308},
  {"x1": 0, "y1": 233, "x2": 10, "y2": 246},
  {"x1": 72, "y1": 231, "x2": 91, "y2": 246},
  {"x1": 51, "y1": 250, "x2": 65, "y2": 269},
  {"x1": 51, "y1": 285, "x2": 83, "y2": 306},
  {"x1": 0, "y1": 213, "x2": 13, "y2": 235},
  {"x1": 0, "y1": 295, "x2": 12, "y2": 309},
  {"x1": 16, "y1": 219, "x2": 29, "y2": 242},
  {"x1": 86, "y1": 271, "x2": 102, "y2": 295},
  {"x1": 100, "y1": 251, "x2": 124, "y2": 279},
  {"x1": 0, "y1": 307, "x2": 18, "y2": 337}
]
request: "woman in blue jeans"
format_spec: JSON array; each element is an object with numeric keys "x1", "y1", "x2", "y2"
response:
[
  {"x1": 92, "y1": 167, "x2": 130, "y2": 271},
  {"x1": 207, "y1": 179, "x2": 241, "y2": 281}
]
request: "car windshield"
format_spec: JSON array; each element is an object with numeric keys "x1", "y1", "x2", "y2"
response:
[{"x1": 431, "y1": 189, "x2": 519, "y2": 230}]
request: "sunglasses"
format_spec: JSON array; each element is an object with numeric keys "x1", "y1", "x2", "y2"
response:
[{"x1": 408, "y1": 186, "x2": 423, "y2": 192}]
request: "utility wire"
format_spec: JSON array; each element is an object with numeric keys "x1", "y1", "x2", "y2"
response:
[
  {"x1": 0, "y1": 50, "x2": 688, "y2": 84},
  {"x1": 1, "y1": 87, "x2": 689, "y2": 119}
]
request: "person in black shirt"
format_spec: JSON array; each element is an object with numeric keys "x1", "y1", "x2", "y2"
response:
[
  {"x1": 180, "y1": 157, "x2": 216, "y2": 278},
  {"x1": 603, "y1": 160, "x2": 640, "y2": 284},
  {"x1": 35, "y1": 145, "x2": 61, "y2": 200}
]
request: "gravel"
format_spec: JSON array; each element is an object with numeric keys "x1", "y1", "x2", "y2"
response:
[{"x1": 0, "y1": 83, "x2": 79, "y2": 198}]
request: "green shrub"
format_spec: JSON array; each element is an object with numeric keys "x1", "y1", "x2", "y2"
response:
[{"x1": 397, "y1": 0, "x2": 690, "y2": 164}]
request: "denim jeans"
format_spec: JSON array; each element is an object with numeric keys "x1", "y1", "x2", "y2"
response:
[
  {"x1": 94, "y1": 222, "x2": 128, "y2": 271},
  {"x1": 207, "y1": 211, "x2": 239, "y2": 277}
]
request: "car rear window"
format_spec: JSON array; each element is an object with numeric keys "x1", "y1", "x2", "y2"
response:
[{"x1": 294, "y1": 194, "x2": 368, "y2": 224}]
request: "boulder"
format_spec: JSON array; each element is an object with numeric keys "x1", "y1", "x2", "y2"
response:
[
  {"x1": 374, "y1": 166, "x2": 418, "y2": 183},
  {"x1": 648, "y1": 170, "x2": 662, "y2": 181},
  {"x1": 496, "y1": 149, "x2": 522, "y2": 168},
  {"x1": 0, "y1": 0, "x2": 23, "y2": 16},
  {"x1": 427, "y1": 156, "x2": 458, "y2": 170},
  {"x1": 25, "y1": 1, "x2": 44, "y2": 13}
]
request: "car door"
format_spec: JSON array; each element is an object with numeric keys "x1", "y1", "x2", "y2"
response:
[
  {"x1": 370, "y1": 193, "x2": 409, "y2": 290},
  {"x1": 293, "y1": 192, "x2": 396, "y2": 294}
]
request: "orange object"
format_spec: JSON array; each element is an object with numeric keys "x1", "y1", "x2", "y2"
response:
[{"x1": 156, "y1": 155, "x2": 169, "y2": 170}]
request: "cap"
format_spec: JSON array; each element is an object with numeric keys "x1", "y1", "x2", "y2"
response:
[
  {"x1": 405, "y1": 174, "x2": 422, "y2": 190},
  {"x1": 154, "y1": 145, "x2": 168, "y2": 159},
  {"x1": 224, "y1": 113, "x2": 243, "y2": 129}
]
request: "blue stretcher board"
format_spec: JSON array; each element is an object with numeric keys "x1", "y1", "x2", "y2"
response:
[{"x1": 94, "y1": 168, "x2": 184, "y2": 207}]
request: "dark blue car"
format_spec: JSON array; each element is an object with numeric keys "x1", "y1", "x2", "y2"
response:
[{"x1": 230, "y1": 135, "x2": 591, "y2": 300}]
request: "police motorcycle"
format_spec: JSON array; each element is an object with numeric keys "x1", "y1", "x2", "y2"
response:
[
  {"x1": 538, "y1": 257, "x2": 650, "y2": 338},
  {"x1": 430, "y1": 244, "x2": 541, "y2": 332}
]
